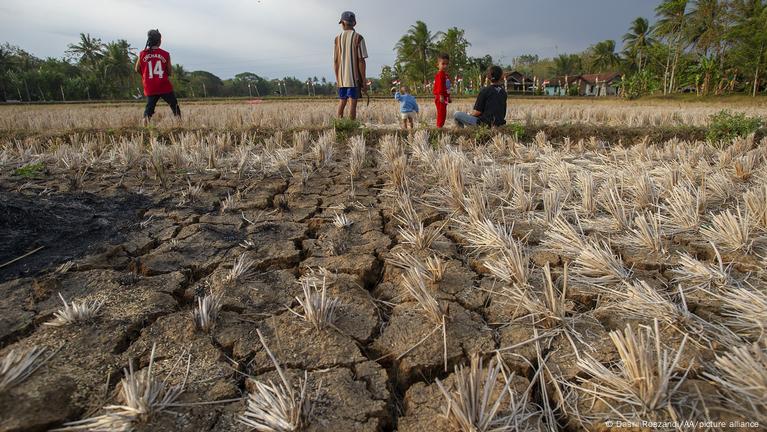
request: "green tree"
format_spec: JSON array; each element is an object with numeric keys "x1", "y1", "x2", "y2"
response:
[
  {"x1": 727, "y1": 0, "x2": 767, "y2": 96},
  {"x1": 100, "y1": 39, "x2": 136, "y2": 98},
  {"x1": 379, "y1": 65, "x2": 394, "y2": 93},
  {"x1": 395, "y1": 21, "x2": 442, "y2": 87},
  {"x1": 66, "y1": 33, "x2": 105, "y2": 68},
  {"x1": 623, "y1": 17, "x2": 655, "y2": 73},
  {"x1": 435, "y1": 27, "x2": 471, "y2": 73},
  {"x1": 551, "y1": 53, "x2": 583, "y2": 76},
  {"x1": 655, "y1": 0, "x2": 690, "y2": 93},
  {"x1": 189, "y1": 70, "x2": 223, "y2": 97},
  {"x1": 590, "y1": 40, "x2": 621, "y2": 72}
]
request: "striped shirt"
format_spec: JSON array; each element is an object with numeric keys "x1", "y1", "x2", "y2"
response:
[{"x1": 334, "y1": 30, "x2": 368, "y2": 88}]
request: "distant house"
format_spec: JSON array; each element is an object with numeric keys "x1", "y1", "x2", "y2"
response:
[
  {"x1": 543, "y1": 75, "x2": 581, "y2": 96},
  {"x1": 504, "y1": 71, "x2": 534, "y2": 92},
  {"x1": 543, "y1": 72, "x2": 622, "y2": 96},
  {"x1": 580, "y1": 73, "x2": 622, "y2": 96}
]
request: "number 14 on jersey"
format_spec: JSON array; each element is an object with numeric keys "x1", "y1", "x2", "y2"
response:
[{"x1": 147, "y1": 61, "x2": 164, "y2": 79}]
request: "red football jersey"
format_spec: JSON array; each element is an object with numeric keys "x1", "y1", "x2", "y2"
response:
[
  {"x1": 139, "y1": 48, "x2": 174, "y2": 96},
  {"x1": 433, "y1": 70, "x2": 449, "y2": 97}
]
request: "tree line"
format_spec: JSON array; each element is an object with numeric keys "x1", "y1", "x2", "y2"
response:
[
  {"x1": 2, "y1": 0, "x2": 765, "y2": 102},
  {"x1": 0, "y1": 34, "x2": 339, "y2": 102},
  {"x1": 388, "y1": 0, "x2": 767, "y2": 97}
]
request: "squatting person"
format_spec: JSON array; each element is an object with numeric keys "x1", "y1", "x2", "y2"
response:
[
  {"x1": 453, "y1": 65, "x2": 507, "y2": 128},
  {"x1": 134, "y1": 29, "x2": 181, "y2": 126},
  {"x1": 333, "y1": 11, "x2": 368, "y2": 121}
]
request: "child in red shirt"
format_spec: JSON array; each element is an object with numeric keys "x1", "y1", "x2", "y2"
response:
[
  {"x1": 134, "y1": 29, "x2": 181, "y2": 125},
  {"x1": 433, "y1": 53, "x2": 451, "y2": 128}
]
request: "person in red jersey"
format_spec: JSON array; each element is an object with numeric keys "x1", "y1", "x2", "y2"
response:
[
  {"x1": 433, "y1": 53, "x2": 451, "y2": 128},
  {"x1": 134, "y1": 29, "x2": 180, "y2": 125}
]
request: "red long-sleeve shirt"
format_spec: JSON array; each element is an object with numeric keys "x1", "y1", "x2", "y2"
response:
[{"x1": 433, "y1": 70, "x2": 449, "y2": 99}]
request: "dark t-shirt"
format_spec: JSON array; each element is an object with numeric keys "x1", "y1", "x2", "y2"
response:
[{"x1": 473, "y1": 84, "x2": 507, "y2": 126}]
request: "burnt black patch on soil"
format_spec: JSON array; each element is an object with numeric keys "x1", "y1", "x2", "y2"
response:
[{"x1": 0, "y1": 190, "x2": 150, "y2": 282}]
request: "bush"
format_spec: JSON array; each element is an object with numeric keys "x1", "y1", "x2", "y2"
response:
[
  {"x1": 13, "y1": 161, "x2": 45, "y2": 178},
  {"x1": 332, "y1": 118, "x2": 361, "y2": 133},
  {"x1": 706, "y1": 110, "x2": 762, "y2": 144},
  {"x1": 506, "y1": 123, "x2": 525, "y2": 140}
]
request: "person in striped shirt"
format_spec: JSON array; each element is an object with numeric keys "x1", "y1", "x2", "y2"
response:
[{"x1": 334, "y1": 11, "x2": 368, "y2": 120}]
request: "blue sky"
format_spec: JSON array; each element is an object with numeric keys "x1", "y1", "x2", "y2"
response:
[{"x1": 0, "y1": 0, "x2": 659, "y2": 80}]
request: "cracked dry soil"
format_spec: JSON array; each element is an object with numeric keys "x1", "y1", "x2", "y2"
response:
[{"x1": 0, "y1": 137, "x2": 512, "y2": 432}]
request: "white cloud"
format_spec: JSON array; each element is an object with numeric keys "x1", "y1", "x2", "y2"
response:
[{"x1": 0, "y1": 0, "x2": 657, "y2": 79}]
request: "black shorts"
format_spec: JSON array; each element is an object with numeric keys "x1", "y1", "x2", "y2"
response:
[{"x1": 144, "y1": 92, "x2": 181, "y2": 118}]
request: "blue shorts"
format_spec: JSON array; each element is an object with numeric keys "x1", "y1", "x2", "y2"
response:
[{"x1": 338, "y1": 87, "x2": 360, "y2": 100}]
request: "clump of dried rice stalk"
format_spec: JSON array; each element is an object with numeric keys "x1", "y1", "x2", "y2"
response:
[
  {"x1": 703, "y1": 341, "x2": 767, "y2": 423},
  {"x1": 510, "y1": 181, "x2": 536, "y2": 213},
  {"x1": 312, "y1": 131, "x2": 335, "y2": 166},
  {"x1": 542, "y1": 189, "x2": 564, "y2": 224},
  {"x1": 225, "y1": 254, "x2": 255, "y2": 283},
  {"x1": 571, "y1": 239, "x2": 630, "y2": 285},
  {"x1": 291, "y1": 276, "x2": 341, "y2": 331},
  {"x1": 332, "y1": 212, "x2": 352, "y2": 229},
  {"x1": 483, "y1": 247, "x2": 530, "y2": 288},
  {"x1": 576, "y1": 171, "x2": 597, "y2": 216},
  {"x1": 458, "y1": 216, "x2": 517, "y2": 256},
  {"x1": 177, "y1": 180, "x2": 203, "y2": 207},
  {"x1": 389, "y1": 249, "x2": 445, "y2": 284},
  {"x1": 293, "y1": 130, "x2": 310, "y2": 155},
  {"x1": 0, "y1": 346, "x2": 51, "y2": 391},
  {"x1": 660, "y1": 182, "x2": 703, "y2": 233},
  {"x1": 500, "y1": 264, "x2": 567, "y2": 329},
  {"x1": 57, "y1": 344, "x2": 187, "y2": 431},
  {"x1": 463, "y1": 185, "x2": 490, "y2": 221},
  {"x1": 600, "y1": 281, "x2": 732, "y2": 347},
  {"x1": 396, "y1": 194, "x2": 445, "y2": 251},
  {"x1": 744, "y1": 184, "x2": 767, "y2": 230},
  {"x1": 424, "y1": 255, "x2": 447, "y2": 283},
  {"x1": 599, "y1": 183, "x2": 632, "y2": 230},
  {"x1": 44, "y1": 293, "x2": 104, "y2": 327},
  {"x1": 571, "y1": 320, "x2": 689, "y2": 418},
  {"x1": 718, "y1": 284, "x2": 767, "y2": 341},
  {"x1": 705, "y1": 171, "x2": 735, "y2": 204},
  {"x1": 240, "y1": 330, "x2": 314, "y2": 431},
  {"x1": 193, "y1": 292, "x2": 223, "y2": 332},
  {"x1": 444, "y1": 155, "x2": 467, "y2": 213},
  {"x1": 701, "y1": 207, "x2": 752, "y2": 253},
  {"x1": 402, "y1": 268, "x2": 443, "y2": 324},
  {"x1": 379, "y1": 134, "x2": 404, "y2": 166},
  {"x1": 671, "y1": 245, "x2": 731, "y2": 291},
  {"x1": 220, "y1": 191, "x2": 241, "y2": 214},
  {"x1": 625, "y1": 211, "x2": 666, "y2": 255},
  {"x1": 410, "y1": 130, "x2": 434, "y2": 165},
  {"x1": 734, "y1": 153, "x2": 758, "y2": 181},
  {"x1": 437, "y1": 354, "x2": 539, "y2": 432},
  {"x1": 632, "y1": 172, "x2": 658, "y2": 210},
  {"x1": 388, "y1": 155, "x2": 408, "y2": 192},
  {"x1": 500, "y1": 165, "x2": 525, "y2": 195},
  {"x1": 348, "y1": 135, "x2": 366, "y2": 179},
  {"x1": 542, "y1": 216, "x2": 586, "y2": 259}
]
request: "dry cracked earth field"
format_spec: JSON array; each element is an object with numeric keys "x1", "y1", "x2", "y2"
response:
[{"x1": 0, "y1": 115, "x2": 766, "y2": 432}]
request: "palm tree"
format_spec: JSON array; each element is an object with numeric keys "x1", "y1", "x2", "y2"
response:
[
  {"x1": 552, "y1": 54, "x2": 583, "y2": 76},
  {"x1": 395, "y1": 21, "x2": 442, "y2": 87},
  {"x1": 436, "y1": 27, "x2": 471, "y2": 72},
  {"x1": 655, "y1": 0, "x2": 689, "y2": 93},
  {"x1": 623, "y1": 17, "x2": 655, "y2": 73},
  {"x1": 66, "y1": 33, "x2": 105, "y2": 68},
  {"x1": 686, "y1": 0, "x2": 728, "y2": 94},
  {"x1": 590, "y1": 40, "x2": 620, "y2": 72},
  {"x1": 101, "y1": 40, "x2": 136, "y2": 97}
]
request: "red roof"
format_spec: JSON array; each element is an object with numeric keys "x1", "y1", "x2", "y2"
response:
[{"x1": 580, "y1": 73, "x2": 622, "y2": 84}]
